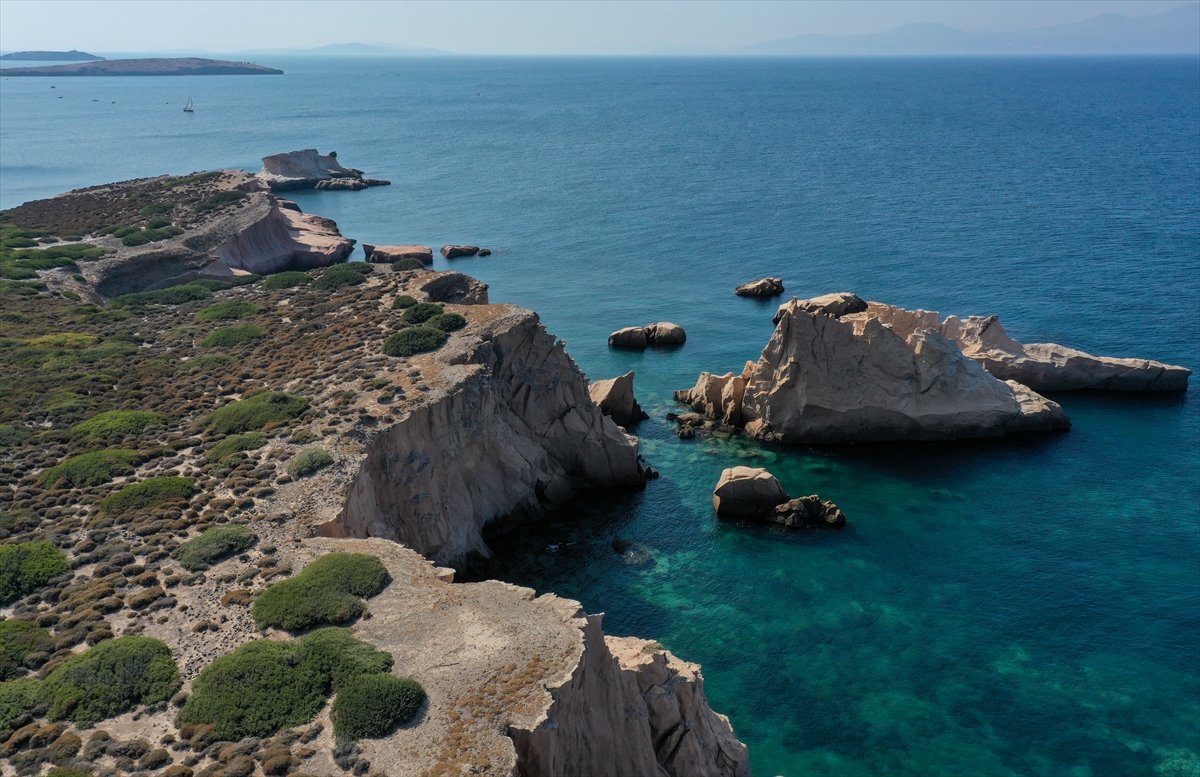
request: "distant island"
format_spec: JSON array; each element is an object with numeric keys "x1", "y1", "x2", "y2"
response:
[
  {"x1": 1, "y1": 57, "x2": 283, "y2": 76},
  {"x1": 0, "y1": 49, "x2": 104, "y2": 61}
]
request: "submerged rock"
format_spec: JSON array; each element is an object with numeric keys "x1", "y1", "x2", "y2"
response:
[
  {"x1": 712, "y1": 467, "x2": 789, "y2": 518},
  {"x1": 257, "y1": 149, "x2": 389, "y2": 191},
  {"x1": 609, "y1": 322, "x2": 687, "y2": 348},
  {"x1": 735, "y1": 277, "x2": 785, "y2": 297},
  {"x1": 440, "y1": 244, "x2": 480, "y2": 259},
  {"x1": 363, "y1": 244, "x2": 433, "y2": 265},
  {"x1": 589, "y1": 371, "x2": 648, "y2": 427}
]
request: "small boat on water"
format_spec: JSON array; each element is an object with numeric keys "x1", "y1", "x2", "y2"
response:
[{"x1": 183, "y1": 97, "x2": 193, "y2": 113}]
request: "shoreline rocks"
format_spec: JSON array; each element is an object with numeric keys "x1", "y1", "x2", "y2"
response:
[
  {"x1": 674, "y1": 362, "x2": 755, "y2": 426},
  {"x1": 257, "y1": 149, "x2": 390, "y2": 191},
  {"x1": 441, "y1": 244, "x2": 480, "y2": 259},
  {"x1": 363, "y1": 244, "x2": 433, "y2": 265},
  {"x1": 609, "y1": 322, "x2": 687, "y2": 348},
  {"x1": 712, "y1": 467, "x2": 846, "y2": 528},
  {"x1": 735, "y1": 277, "x2": 785, "y2": 297},
  {"x1": 589, "y1": 371, "x2": 649, "y2": 427}
]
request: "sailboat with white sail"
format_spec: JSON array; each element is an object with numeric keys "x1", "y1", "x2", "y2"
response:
[{"x1": 183, "y1": 96, "x2": 194, "y2": 113}]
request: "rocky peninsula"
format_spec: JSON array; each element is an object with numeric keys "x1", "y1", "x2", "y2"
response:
[
  {"x1": 0, "y1": 174, "x2": 749, "y2": 776},
  {"x1": 1, "y1": 58, "x2": 283, "y2": 76}
]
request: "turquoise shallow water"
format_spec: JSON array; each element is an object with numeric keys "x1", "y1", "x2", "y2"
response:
[{"x1": 2, "y1": 56, "x2": 1198, "y2": 776}]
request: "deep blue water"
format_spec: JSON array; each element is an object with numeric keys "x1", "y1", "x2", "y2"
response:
[{"x1": 3, "y1": 56, "x2": 1198, "y2": 777}]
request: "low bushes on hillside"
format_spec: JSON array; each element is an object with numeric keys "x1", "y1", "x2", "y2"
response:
[
  {"x1": 195, "y1": 300, "x2": 261, "y2": 321},
  {"x1": 177, "y1": 628, "x2": 392, "y2": 740},
  {"x1": 201, "y1": 323, "x2": 267, "y2": 348},
  {"x1": 382, "y1": 327, "x2": 447, "y2": 358},
  {"x1": 401, "y1": 302, "x2": 443, "y2": 324},
  {"x1": 0, "y1": 542, "x2": 70, "y2": 604},
  {"x1": 109, "y1": 283, "x2": 212, "y2": 308},
  {"x1": 251, "y1": 553, "x2": 388, "y2": 631},
  {"x1": 99, "y1": 477, "x2": 194, "y2": 517},
  {"x1": 391, "y1": 294, "x2": 418, "y2": 309},
  {"x1": 180, "y1": 353, "x2": 235, "y2": 373},
  {"x1": 286, "y1": 448, "x2": 333, "y2": 479},
  {"x1": 42, "y1": 636, "x2": 180, "y2": 726},
  {"x1": 0, "y1": 620, "x2": 54, "y2": 680},
  {"x1": 313, "y1": 263, "x2": 372, "y2": 290},
  {"x1": 174, "y1": 525, "x2": 257, "y2": 571},
  {"x1": 72, "y1": 410, "x2": 162, "y2": 439},
  {"x1": 205, "y1": 431, "x2": 266, "y2": 463},
  {"x1": 332, "y1": 674, "x2": 425, "y2": 742},
  {"x1": 202, "y1": 391, "x2": 308, "y2": 434},
  {"x1": 426, "y1": 313, "x2": 466, "y2": 332},
  {"x1": 39, "y1": 450, "x2": 140, "y2": 488},
  {"x1": 390, "y1": 258, "x2": 426, "y2": 272},
  {"x1": 0, "y1": 678, "x2": 42, "y2": 729},
  {"x1": 262, "y1": 271, "x2": 313, "y2": 290}
]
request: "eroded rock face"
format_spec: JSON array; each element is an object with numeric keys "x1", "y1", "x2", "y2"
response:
[
  {"x1": 735, "y1": 277, "x2": 785, "y2": 297},
  {"x1": 846, "y1": 302, "x2": 1191, "y2": 392},
  {"x1": 712, "y1": 467, "x2": 789, "y2": 518},
  {"x1": 674, "y1": 362, "x2": 755, "y2": 426},
  {"x1": 327, "y1": 307, "x2": 643, "y2": 566},
  {"x1": 589, "y1": 371, "x2": 648, "y2": 427},
  {"x1": 511, "y1": 615, "x2": 752, "y2": 777},
  {"x1": 739, "y1": 303, "x2": 1069, "y2": 443},
  {"x1": 418, "y1": 271, "x2": 489, "y2": 304},
  {"x1": 217, "y1": 200, "x2": 355, "y2": 275},
  {"x1": 363, "y1": 244, "x2": 433, "y2": 264},
  {"x1": 257, "y1": 149, "x2": 390, "y2": 191},
  {"x1": 773, "y1": 292, "x2": 867, "y2": 324}
]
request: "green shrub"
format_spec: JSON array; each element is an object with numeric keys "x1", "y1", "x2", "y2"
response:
[
  {"x1": 262, "y1": 271, "x2": 313, "y2": 290},
  {"x1": 0, "y1": 678, "x2": 42, "y2": 728},
  {"x1": 177, "y1": 628, "x2": 392, "y2": 740},
  {"x1": 109, "y1": 283, "x2": 212, "y2": 308},
  {"x1": 99, "y1": 477, "x2": 194, "y2": 517},
  {"x1": 112, "y1": 226, "x2": 138, "y2": 238},
  {"x1": 201, "y1": 324, "x2": 267, "y2": 348},
  {"x1": 313, "y1": 264, "x2": 372, "y2": 290},
  {"x1": 286, "y1": 448, "x2": 333, "y2": 479},
  {"x1": 390, "y1": 258, "x2": 426, "y2": 272},
  {"x1": 401, "y1": 302, "x2": 443, "y2": 324},
  {"x1": 426, "y1": 313, "x2": 466, "y2": 332},
  {"x1": 391, "y1": 294, "x2": 418, "y2": 309},
  {"x1": 382, "y1": 327, "x2": 447, "y2": 358},
  {"x1": 205, "y1": 431, "x2": 266, "y2": 463},
  {"x1": 332, "y1": 674, "x2": 425, "y2": 742},
  {"x1": 47, "y1": 769, "x2": 94, "y2": 777},
  {"x1": 42, "y1": 636, "x2": 179, "y2": 726},
  {"x1": 0, "y1": 542, "x2": 70, "y2": 604},
  {"x1": 0, "y1": 424, "x2": 32, "y2": 447},
  {"x1": 181, "y1": 353, "x2": 235, "y2": 372},
  {"x1": 251, "y1": 553, "x2": 388, "y2": 632},
  {"x1": 73, "y1": 410, "x2": 162, "y2": 439},
  {"x1": 175, "y1": 525, "x2": 257, "y2": 571},
  {"x1": 39, "y1": 450, "x2": 140, "y2": 488},
  {"x1": 193, "y1": 190, "x2": 247, "y2": 212},
  {"x1": 146, "y1": 217, "x2": 172, "y2": 229},
  {"x1": 120, "y1": 226, "x2": 184, "y2": 247},
  {"x1": 195, "y1": 300, "x2": 261, "y2": 321},
  {"x1": 139, "y1": 202, "x2": 174, "y2": 216},
  {"x1": 203, "y1": 391, "x2": 308, "y2": 434},
  {"x1": 162, "y1": 171, "x2": 219, "y2": 188},
  {"x1": 0, "y1": 620, "x2": 54, "y2": 680}
]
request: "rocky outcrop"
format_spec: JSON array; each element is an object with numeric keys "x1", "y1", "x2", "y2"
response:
[
  {"x1": 735, "y1": 278, "x2": 784, "y2": 297},
  {"x1": 325, "y1": 306, "x2": 644, "y2": 566},
  {"x1": 257, "y1": 149, "x2": 390, "y2": 191},
  {"x1": 418, "y1": 271, "x2": 490, "y2": 305},
  {"x1": 511, "y1": 614, "x2": 751, "y2": 777},
  {"x1": 674, "y1": 362, "x2": 755, "y2": 426},
  {"x1": 609, "y1": 322, "x2": 687, "y2": 348},
  {"x1": 772, "y1": 496, "x2": 846, "y2": 528},
  {"x1": 712, "y1": 467, "x2": 788, "y2": 518},
  {"x1": 217, "y1": 200, "x2": 355, "y2": 275},
  {"x1": 363, "y1": 244, "x2": 433, "y2": 264},
  {"x1": 846, "y1": 302, "x2": 1191, "y2": 392},
  {"x1": 442, "y1": 244, "x2": 481, "y2": 259},
  {"x1": 589, "y1": 372, "x2": 648, "y2": 427},
  {"x1": 773, "y1": 292, "x2": 867, "y2": 324},
  {"x1": 738, "y1": 302, "x2": 1069, "y2": 443}
]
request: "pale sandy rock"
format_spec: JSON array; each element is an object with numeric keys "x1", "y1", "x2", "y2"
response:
[
  {"x1": 646, "y1": 322, "x2": 687, "y2": 345},
  {"x1": 325, "y1": 307, "x2": 644, "y2": 566},
  {"x1": 589, "y1": 371, "x2": 647, "y2": 427},
  {"x1": 441, "y1": 244, "x2": 480, "y2": 259},
  {"x1": 738, "y1": 303, "x2": 1069, "y2": 443},
  {"x1": 609, "y1": 326, "x2": 648, "y2": 348},
  {"x1": 363, "y1": 243, "x2": 433, "y2": 264},
  {"x1": 257, "y1": 148, "x2": 390, "y2": 191},
  {"x1": 217, "y1": 200, "x2": 355, "y2": 275},
  {"x1": 673, "y1": 361, "x2": 755, "y2": 425},
  {"x1": 849, "y1": 301, "x2": 1191, "y2": 392},
  {"x1": 773, "y1": 292, "x2": 867, "y2": 324},
  {"x1": 511, "y1": 616, "x2": 751, "y2": 777},
  {"x1": 417, "y1": 271, "x2": 489, "y2": 304},
  {"x1": 771, "y1": 495, "x2": 846, "y2": 528},
  {"x1": 735, "y1": 277, "x2": 785, "y2": 297},
  {"x1": 712, "y1": 466, "x2": 790, "y2": 518}
]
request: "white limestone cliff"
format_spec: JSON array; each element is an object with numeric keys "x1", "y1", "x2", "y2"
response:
[{"x1": 257, "y1": 148, "x2": 390, "y2": 191}]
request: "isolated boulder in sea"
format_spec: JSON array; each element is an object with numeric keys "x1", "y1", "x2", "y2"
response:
[
  {"x1": 771, "y1": 496, "x2": 846, "y2": 528},
  {"x1": 441, "y1": 245, "x2": 480, "y2": 259},
  {"x1": 417, "y1": 271, "x2": 489, "y2": 305},
  {"x1": 589, "y1": 371, "x2": 648, "y2": 427},
  {"x1": 773, "y1": 292, "x2": 867, "y2": 324},
  {"x1": 364, "y1": 244, "x2": 433, "y2": 264},
  {"x1": 257, "y1": 149, "x2": 390, "y2": 191},
  {"x1": 847, "y1": 302, "x2": 1191, "y2": 393},
  {"x1": 674, "y1": 362, "x2": 755, "y2": 426},
  {"x1": 477, "y1": 248, "x2": 493, "y2": 256},
  {"x1": 646, "y1": 322, "x2": 686, "y2": 346},
  {"x1": 609, "y1": 327, "x2": 648, "y2": 349},
  {"x1": 712, "y1": 467, "x2": 790, "y2": 518},
  {"x1": 738, "y1": 301, "x2": 1069, "y2": 443},
  {"x1": 735, "y1": 277, "x2": 785, "y2": 297}
]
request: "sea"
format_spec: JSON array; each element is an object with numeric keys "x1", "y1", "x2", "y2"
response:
[{"x1": 2, "y1": 56, "x2": 1197, "y2": 777}]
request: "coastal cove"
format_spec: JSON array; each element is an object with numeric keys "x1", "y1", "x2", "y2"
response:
[{"x1": 2, "y1": 55, "x2": 1198, "y2": 777}]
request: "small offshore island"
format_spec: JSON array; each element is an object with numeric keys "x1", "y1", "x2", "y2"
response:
[
  {"x1": 0, "y1": 50, "x2": 105, "y2": 61},
  {"x1": 2, "y1": 58, "x2": 282, "y2": 76}
]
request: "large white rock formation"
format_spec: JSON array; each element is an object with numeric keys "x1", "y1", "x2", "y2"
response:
[
  {"x1": 588, "y1": 371, "x2": 647, "y2": 427},
  {"x1": 257, "y1": 149, "x2": 390, "y2": 191}
]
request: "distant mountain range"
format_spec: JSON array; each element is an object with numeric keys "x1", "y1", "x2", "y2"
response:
[{"x1": 749, "y1": 3, "x2": 1200, "y2": 55}]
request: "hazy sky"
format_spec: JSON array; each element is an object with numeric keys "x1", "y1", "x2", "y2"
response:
[{"x1": 0, "y1": 0, "x2": 1193, "y2": 55}]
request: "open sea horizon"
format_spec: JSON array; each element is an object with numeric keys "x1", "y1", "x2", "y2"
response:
[{"x1": 2, "y1": 55, "x2": 1198, "y2": 776}]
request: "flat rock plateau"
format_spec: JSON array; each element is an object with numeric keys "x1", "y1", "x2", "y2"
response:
[{"x1": 0, "y1": 177, "x2": 749, "y2": 776}]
